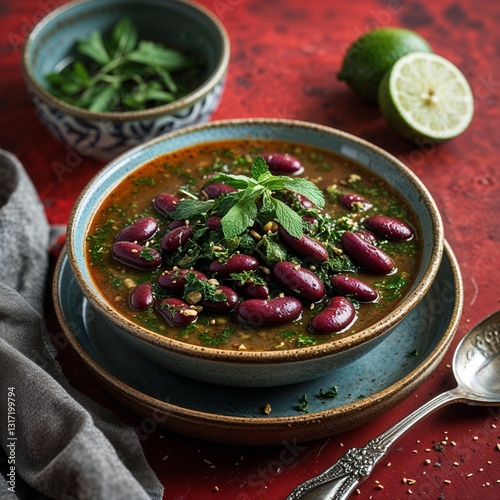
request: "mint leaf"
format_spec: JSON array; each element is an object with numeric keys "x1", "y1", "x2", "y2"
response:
[
  {"x1": 77, "y1": 31, "x2": 110, "y2": 65},
  {"x1": 170, "y1": 199, "x2": 213, "y2": 220},
  {"x1": 221, "y1": 192, "x2": 258, "y2": 238},
  {"x1": 251, "y1": 155, "x2": 271, "y2": 181},
  {"x1": 209, "y1": 173, "x2": 253, "y2": 190},
  {"x1": 273, "y1": 198, "x2": 303, "y2": 238},
  {"x1": 128, "y1": 41, "x2": 192, "y2": 71},
  {"x1": 111, "y1": 18, "x2": 138, "y2": 58},
  {"x1": 278, "y1": 178, "x2": 325, "y2": 208}
]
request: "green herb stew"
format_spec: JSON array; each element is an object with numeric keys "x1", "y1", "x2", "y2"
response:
[{"x1": 86, "y1": 140, "x2": 421, "y2": 351}]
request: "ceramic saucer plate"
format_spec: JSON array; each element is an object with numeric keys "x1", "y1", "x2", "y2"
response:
[{"x1": 53, "y1": 241, "x2": 463, "y2": 445}]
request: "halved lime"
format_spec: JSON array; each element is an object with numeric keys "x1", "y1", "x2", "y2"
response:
[
  {"x1": 337, "y1": 28, "x2": 432, "y2": 102},
  {"x1": 378, "y1": 52, "x2": 474, "y2": 142}
]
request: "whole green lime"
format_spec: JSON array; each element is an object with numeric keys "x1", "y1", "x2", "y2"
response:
[{"x1": 337, "y1": 28, "x2": 432, "y2": 101}]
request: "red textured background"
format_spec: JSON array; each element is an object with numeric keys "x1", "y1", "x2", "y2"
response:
[{"x1": 1, "y1": 0, "x2": 499, "y2": 498}]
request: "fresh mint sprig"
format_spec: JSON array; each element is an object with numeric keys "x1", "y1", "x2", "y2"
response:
[
  {"x1": 45, "y1": 18, "x2": 203, "y2": 112},
  {"x1": 170, "y1": 156, "x2": 325, "y2": 239}
]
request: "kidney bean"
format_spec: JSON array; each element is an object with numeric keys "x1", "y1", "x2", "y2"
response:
[
  {"x1": 206, "y1": 216, "x2": 222, "y2": 230},
  {"x1": 272, "y1": 261, "x2": 325, "y2": 302},
  {"x1": 161, "y1": 225, "x2": 194, "y2": 254},
  {"x1": 309, "y1": 296, "x2": 356, "y2": 334},
  {"x1": 129, "y1": 283, "x2": 155, "y2": 310},
  {"x1": 302, "y1": 215, "x2": 318, "y2": 226},
  {"x1": 157, "y1": 269, "x2": 207, "y2": 292},
  {"x1": 116, "y1": 217, "x2": 159, "y2": 243},
  {"x1": 202, "y1": 182, "x2": 237, "y2": 199},
  {"x1": 261, "y1": 153, "x2": 304, "y2": 175},
  {"x1": 339, "y1": 193, "x2": 372, "y2": 211},
  {"x1": 166, "y1": 219, "x2": 185, "y2": 231},
  {"x1": 363, "y1": 215, "x2": 414, "y2": 241},
  {"x1": 354, "y1": 229, "x2": 377, "y2": 245},
  {"x1": 200, "y1": 285, "x2": 239, "y2": 312},
  {"x1": 341, "y1": 231, "x2": 394, "y2": 274},
  {"x1": 236, "y1": 297, "x2": 303, "y2": 325},
  {"x1": 278, "y1": 226, "x2": 329, "y2": 262},
  {"x1": 297, "y1": 194, "x2": 313, "y2": 208},
  {"x1": 153, "y1": 192, "x2": 179, "y2": 215},
  {"x1": 156, "y1": 297, "x2": 197, "y2": 327},
  {"x1": 111, "y1": 241, "x2": 162, "y2": 270},
  {"x1": 235, "y1": 281, "x2": 270, "y2": 299},
  {"x1": 209, "y1": 254, "x2": 259, "y2": 277},
  {"x1": 330, "y1": 275, "x2": 379, "y2": 303}
]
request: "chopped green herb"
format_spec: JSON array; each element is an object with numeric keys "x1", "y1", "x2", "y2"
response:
[
  {"x1": 229, "y1": 270, "x2": 267, "y2": 286},
  {"x1": 198, "y1": 326, "x2": 236, "y2": 347},
  {"x1": 183, "y1": 272, "x2": 227, "y2": 303},
  {"x1": 318, "y1": 386, "x2": 339, "y2": 399},
  {"x1": 139, "y1": 247, "x2": 157, "y2": 262},
  {"x1": 376, "y1": 274, "x2": 408, "y2": 300},
  {"x1": 133, "y1": 177, "x2": 156, "y2": 186},
  {"x1": 297, "y1": 394, "x2": 309, "y2": 413},
  {"x1": 406, "y1": 348, "x2": 420, "y2": 358}
]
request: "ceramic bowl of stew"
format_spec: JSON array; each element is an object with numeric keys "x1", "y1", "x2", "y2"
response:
[
  {"x1": 21, "y1": 0, "x2": 230, "y2": 161},
  {"x1": 65, "y1": 118, "x2": 444, "y2": 387}
]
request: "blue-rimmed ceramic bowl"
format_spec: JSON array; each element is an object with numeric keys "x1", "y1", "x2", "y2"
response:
[
  {"x1": 21, "y1": 0, "x2": 229, "y2": 161},
  {"x1": 66, "y1": 119, "x2": 444, "y2": 387}
]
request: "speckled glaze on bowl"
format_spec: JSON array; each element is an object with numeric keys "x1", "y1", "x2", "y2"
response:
[
  {"x1": 21, "y1": 0, "x2": 229, "y2": 161},
  {"x1": 66, "y1": 119, "x2": 444, "y2": 387}
]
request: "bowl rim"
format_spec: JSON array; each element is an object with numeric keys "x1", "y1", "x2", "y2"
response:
[
  {"x1": 66, "y1": 118, "x2": 445, "y2": 365},
  {"x1": 21, "y1": 0, "x2": 230, "y2": 122}
]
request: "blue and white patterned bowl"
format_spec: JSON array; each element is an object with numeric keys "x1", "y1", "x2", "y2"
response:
[
  {"x1": 66, "y1": 119, "x2": 445, "y2": 387},
  {"x1": 21, "y1": 0, "x2": 229, "y2": 161}
]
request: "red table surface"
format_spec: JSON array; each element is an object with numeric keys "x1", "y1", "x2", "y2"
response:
[{"x1": 2, "y1": 0, "x2": 499, "y2": 498}]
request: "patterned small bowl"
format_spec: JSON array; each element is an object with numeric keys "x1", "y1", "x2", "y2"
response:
[{"x1": 21, "y1": 0, "x2": 229, "y2": 161}]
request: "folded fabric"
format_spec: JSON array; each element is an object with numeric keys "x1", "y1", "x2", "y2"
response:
[{"x1": 0, "y1": 149, "x2": 163, "y2": 500}]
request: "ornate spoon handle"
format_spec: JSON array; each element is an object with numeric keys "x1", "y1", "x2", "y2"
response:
[{"x1": 287, "y1": 389, "x2": 463, "y2": 500}]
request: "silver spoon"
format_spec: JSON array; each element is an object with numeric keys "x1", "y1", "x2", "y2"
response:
[{"x1": 288, "y1": 310, "x2": 500, "y2": 500}]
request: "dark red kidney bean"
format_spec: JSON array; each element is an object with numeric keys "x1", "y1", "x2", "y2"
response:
[
  {"x1": 235, "y1": 281, "x2": 270, "y2": 299},
  {"x1": 354, "y1": 229, "x2": 377, "y2": 245},
  {"x1": 111, "y1": 241, "x2": 162, "y2": 270},
  {"x1": 341, "y1": 231, "x2": 394, "y2": 274},
  {"x1": 363, "y1": 215, "x2": 414, "y2": 241},
  {"x1": 236, "y1": 297, "x2": 303, "y2": 325},
  {"x1": 261, "y1": 153, "x2": 304, "y2": 176},
  {"x1": 330, "y1": 275, "x2": 379, "y2": 303},
  {"x1": 202, "y1": 183, "x2": 237, "y2": 199},
  {"x1": 116, "y1": 216, "x2": 159, "y2": 243},
  {"x1": 297, "y1": 194, "x2": 313, "y2": 208},
  {"x1": 129, "y1": 283, "x2": 154, "y2": 310},
  {"x1": 166, "y1": 219, "x2": 185, "y2": 230},
  {"x1": 161, "y1": 225, "x2": 194, "y2": 254},
  {"x1": 206, "y1": 216, "x2": 222, "y2": 230},
  {"x1": 201, "y1": 285, "x2": 239, "y2": 312},
  {"x1": 339, "y1": 193, "x2": 373, "y2": 211},
  {"x1": 209, "y1": 254, "x2": 259, "y2": 277},
  {"x1": 153, "y1": 192, "x2": 179, "y2": 215},
  {"x1": 309, "y1": 296, "x2": 356, "y2": 334},
  {"x1": 278, "y1": 226, "x2": 329, "y2": 262},
  {"x1": 272, "y1": 261, "x2": 325, "y2": 302},
  {"x1": 156, "y1": 298, "x2": 197, "y2": 327},
  {"x1": 157, "y1": 269, "x2": 207, "y2": 292},
  {"x1": 302, "y1": 215, "x2": 318, "y2": 226}
]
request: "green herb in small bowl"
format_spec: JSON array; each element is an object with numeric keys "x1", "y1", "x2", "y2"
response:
[
  {"x1": 45, "y1": 18, "x2": 205, "y2": 113},
  {"x1": 22, "y1": 0, "x2": 230, "y2": 160}
]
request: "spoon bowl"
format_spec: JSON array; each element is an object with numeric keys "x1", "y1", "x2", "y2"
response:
[
  {"x1": 288, "y1": 310, "x2": 500, "y2": 500},
  {"x1": 453, "y1": 310, "x2": 500, "y2": 404}
]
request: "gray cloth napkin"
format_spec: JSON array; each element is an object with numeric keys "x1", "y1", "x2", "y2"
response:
[{"x1": 0, "y1": 149, "x2": 164, "y2": 500}]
